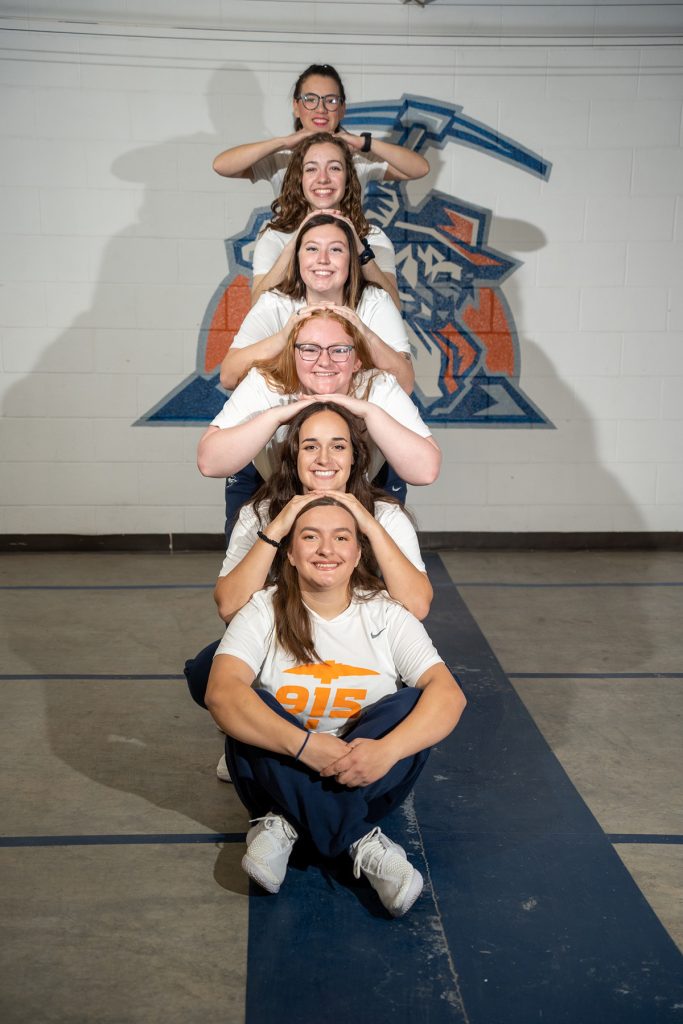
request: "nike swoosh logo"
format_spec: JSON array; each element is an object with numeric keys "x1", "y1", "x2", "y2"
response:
[
  {"x1": 390, "y1": 486, "x2": 402, "y2": 492},
  {"x1": 370, "y1": 628, "x2": 386, "y2": 639}
]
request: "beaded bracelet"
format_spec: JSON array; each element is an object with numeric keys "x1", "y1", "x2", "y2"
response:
[{"x1": 257, "y1": 529, "x2": 280, "y2": 549}]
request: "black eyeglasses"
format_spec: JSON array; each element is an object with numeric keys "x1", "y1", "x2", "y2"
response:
[
  {"x1": 295, "y1": 343, "x2": 355, "y2": 363},
  {"x1": 296, "y1": 92, "x2": 342, "y2": 111}
]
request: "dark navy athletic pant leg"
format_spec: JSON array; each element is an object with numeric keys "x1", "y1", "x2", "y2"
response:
[{"x1": 225, "y1": 688, "x2": 429, "y2": 858}]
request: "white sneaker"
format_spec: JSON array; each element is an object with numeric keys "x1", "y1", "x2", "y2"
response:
[
  {"x1": 216, "y1": 754, "x2": 232, "y2": 783},
  {"x1": 241, "y1": 813, "x2": 298, "y2": 894},
  {"x1": 351, "y1": 827, "x2": 423, "y2": 917}
]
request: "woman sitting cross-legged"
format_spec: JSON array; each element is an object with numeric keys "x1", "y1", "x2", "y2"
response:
[{"x1": 205, "y1": 497, "x2": 466, "y2": 917}]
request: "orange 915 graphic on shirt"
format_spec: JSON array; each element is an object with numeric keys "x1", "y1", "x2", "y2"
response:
[{"x1": 276, "y1": 660, "x2": 380, "y2": 731}]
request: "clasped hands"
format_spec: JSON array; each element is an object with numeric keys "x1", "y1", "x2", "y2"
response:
[{"x1": 299, "y1": 731, "x2": 395, "y2": 788}]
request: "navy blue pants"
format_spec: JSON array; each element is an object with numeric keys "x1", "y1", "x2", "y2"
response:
[
  {"x1": 226, "y1": 687, "x2": 429, "y2": 858},
  {"x1": 184, "y1": 639, "x2": 220, "y2": 709},
  {"x1": 224, "y1": 464, "x2": 263, "y2": 544}
]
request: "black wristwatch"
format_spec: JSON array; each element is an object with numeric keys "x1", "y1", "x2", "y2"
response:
[
  {"x1": 359, "y1": 239, "x2": 375, "y2": 266},
  {"x1": 360, "y1": 131, "x2": 372, "y2": 152}
]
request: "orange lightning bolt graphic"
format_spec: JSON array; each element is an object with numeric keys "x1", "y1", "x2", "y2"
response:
[{"x1": 284, "y1": 661, "x2": 380, "y2": 684}]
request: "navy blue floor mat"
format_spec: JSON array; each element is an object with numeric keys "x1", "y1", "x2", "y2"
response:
[{"x1": 244, "y1": 554, "x2": 683, "y2": 1024}]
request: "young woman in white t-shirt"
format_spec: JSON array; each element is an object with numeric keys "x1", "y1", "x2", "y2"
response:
[
  {"x1": 198, "y1": 307, "x2": 440, "y2": 491},
  {"x1": 221, "y1": 212, "x2": 413, "y2": 394},
  {"x1": 212, "y1": 62, "x2": 428, "y2": 203},
  {"x1": 206, "y1": 497, "x2": 466, "y2": 918}
]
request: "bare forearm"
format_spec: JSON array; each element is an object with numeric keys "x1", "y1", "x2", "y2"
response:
[
  {"x1": 362, "y1": 264, "x2": 400, "y2": 308},
  {"x1": 212, "y1": 137, "x2": 287, "y2": 179},
  {"x1": 366, "y1": 524, "x2": 432, "y2": 619},
  {"x1": 251, "y1": 245, "x2": 293, "y2": 304},
  {"x1": 366, "y1": 341, "x2": 414, "y2": 393},
  {"x1": 220, "y1": 332, "x2": 285, "y2": 390},
  {"x1": 365, "y1": 407, "x2": 440, "y2": 484},
  {"x1": 381, "y1": 670, "x2": 466, "y2": 762},
  {"x1": 372, "y1": 138, "x2": 430, "y2": 182},
  {"x1": 197, "y1": 410, "x2": 280, "y2": 477},
  {"x1": 213, "y1": 541, "x2": 278, "y2": 622},
  {"x1": 207, "y1": 674, "x2": 303, "y2": 755}
]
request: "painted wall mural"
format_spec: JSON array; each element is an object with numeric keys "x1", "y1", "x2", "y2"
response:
[{"x1": 138, "y1": 97, "x2": 552, "y2": 429}]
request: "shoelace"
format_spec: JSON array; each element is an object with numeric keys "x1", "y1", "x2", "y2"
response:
[
  {"x1": 352, "y1": 827, "x2": 386, "y2": 879},
  {"x1": 249, "y1": 813, "x2": 296, "y2": 840}
]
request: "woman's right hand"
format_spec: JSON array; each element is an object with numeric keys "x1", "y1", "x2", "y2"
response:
[
  {"x1": 313, "y1": 489, "x2": 378, "y2": 537},
  {"x1": 266, "y1": 492, "x2": 327, "y2": 543},
  {"x1": 280, "y1": 128, "x2": 315, "y2": 149},
  {"x1": 273, "y1": 395, "x2": 319, "y2": 427},
  {"x1": 298, "y1": 731, "x2": 351, "y2": 773}
]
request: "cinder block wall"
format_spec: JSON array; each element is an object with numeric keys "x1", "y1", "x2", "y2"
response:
[{"x1": 1, "y1": 3, "x2": 681, "y2": 537}]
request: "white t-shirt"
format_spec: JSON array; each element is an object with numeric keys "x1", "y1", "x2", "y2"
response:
[
  {"x1": 232, "y1": 287, "x2": 409, "y2": 355},
  {"x1": 218, "y1": 500, "x2": 426, "y2": 578},
  {"x1": 253, "y1": 223, "x2": 396, "y2": 278},
  {"x1": 215, "y1": 587, "x2": 443, "y2": 735},
  {"x1": 210, "y1": 369, "x2": 432, "y2": 480},
  {"x1": 252, "y1": 148, "x2": 388, "y2": 197}
]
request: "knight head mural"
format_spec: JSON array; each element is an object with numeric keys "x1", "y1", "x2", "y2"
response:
[{"x1": 138, "y1": 96, "x2": 552, "y2": 429}]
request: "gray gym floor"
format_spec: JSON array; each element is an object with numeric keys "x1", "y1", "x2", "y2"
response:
[{"x1": 1, "y1": 549, "x2": 681, "y2": 1023}]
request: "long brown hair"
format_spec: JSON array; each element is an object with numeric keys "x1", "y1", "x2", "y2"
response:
[
  {"x1": 255, "y1": 307, "x2": 377, "y2": 397},
  {"x1": 268, "y1": 133, "x2": 370, "y2": 237},
  {"x1": 276, "y1": 213, "x2": 367, "y2": 309},
  {"x1": 273, "y1": 496, "x2": 386, "y2": 663}
]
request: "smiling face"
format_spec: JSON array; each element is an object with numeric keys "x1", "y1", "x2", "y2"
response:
[
  {"x1": 294, "y1": 316, "x2": 361, "y2": 396},
  {"x1": 293, "y1": 74, "x2": 345, "y2": 133},
  {"x1": 296, "y1": 410, "x2": 353, "y2": 493},
  {"x1": 298, "y1": 223, "x2": 350, "y2": 301},
  {"x1": 287, "y1": 503, "x2": 360, "y2": 593},
  {"x1": 300, "y1": 142, "x2": 346, "y2": 211}
]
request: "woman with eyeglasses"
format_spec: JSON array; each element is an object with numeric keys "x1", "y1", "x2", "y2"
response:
[
  {"x1": 221, "y1": 212, "x2": 413, "y2": 395},
  {"x1": 212, "y1": 63, "x2": 429, "y2": 198},
  {"x1": 204, "y1": 496, "x2": 466, "y2": 917},
  {"x1": 198, "y1": 307, "x2": 440, "y2": 496}
]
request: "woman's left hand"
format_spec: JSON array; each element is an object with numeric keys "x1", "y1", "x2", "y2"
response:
[
  {"x1": 329, "y1": 304, "x2": 368, "y2": 335},
  {"x1": 315, "y1": 489, "x2": 377, "y2": 536},
  {"x1": 336, "y1": 129, "x2": 364, "y2": 153},
  {"x1": 313, "y1": 391, "x2": 369, "y2": 419},
  {"x1": 319, "y1": 738, "x2": 395, "y2": 788},
  {"x1": 319, "y1": 208, "x2": 363, "y2": 251}
]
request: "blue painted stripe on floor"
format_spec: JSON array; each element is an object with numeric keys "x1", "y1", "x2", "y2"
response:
[
  {"x1": 244, "y1": 552, "x2": 683, "y2": 1024},
  {"x1": 446, "y1": 581, "x2": 683, "y2": 588},
  {"x1": 0, "y1": 583, "x2": 212, "y2": 590},
  {"x1": 508, "y1": 672, "x2": 683, "y2": 680},
  {"x1": 0, "y1": 833, "x2": 245, "y2": 848},
  {"x1": 0, "y1": 674, "x2": 185, "y2": 680},
  {"x1": 608, "y1": 834, "x2": 683, "y2": 845}
]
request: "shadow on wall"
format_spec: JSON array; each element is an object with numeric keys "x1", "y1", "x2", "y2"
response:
[{"x1": 1, "y1": 63, "x2": 269, "y2": 538}]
